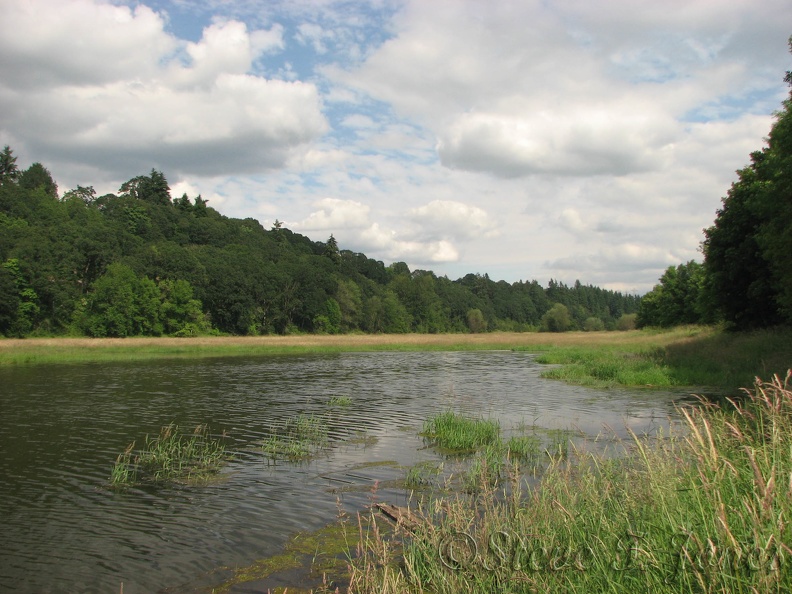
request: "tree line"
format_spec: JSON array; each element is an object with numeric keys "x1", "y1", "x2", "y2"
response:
[
  {"x1": 0, "y1": 152, "x2": 639, "y2": 338},
  {"x1": 637, "y1": 43, "x2": 792, "y2": 331}
]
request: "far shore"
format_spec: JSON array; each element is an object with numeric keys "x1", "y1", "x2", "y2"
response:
[{"x1": 0, "y1": 330, "x2": 691, "y2": 366}]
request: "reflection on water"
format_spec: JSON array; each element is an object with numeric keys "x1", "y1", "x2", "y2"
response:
[{"x1": 0, "y1": 351, "x2": 688, "y2": 593}]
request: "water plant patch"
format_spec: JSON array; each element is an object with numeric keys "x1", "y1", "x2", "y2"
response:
[{"x1": 110, "y1": 423, "x2": 229, "y2": 487}]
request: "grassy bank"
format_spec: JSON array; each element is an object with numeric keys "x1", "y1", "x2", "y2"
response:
[
  {"x1": 526, "y1": 326, "x2": 792, "y2": 392},
  {"x1": 349, "y1": 373, "x2": 792, "y2": 593},
  {"x1": 4, "y1": 327, "x2": 790, "y2": 392},
  {"x1": 0, "y1": 331, "x2": 668, "y2": 366}
]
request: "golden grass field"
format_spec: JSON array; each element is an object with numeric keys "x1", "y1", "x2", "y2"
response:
[{"x1": 0, "y1": 328, "x2": 710, "y2": 367}]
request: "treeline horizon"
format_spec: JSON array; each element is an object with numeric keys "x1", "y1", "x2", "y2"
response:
[
  {"x1": 0, "y1": 152, "x2": 640, "y2": 338},
  {"x1": 637, "y1": 43, "x2": 792, "y2": 332}
]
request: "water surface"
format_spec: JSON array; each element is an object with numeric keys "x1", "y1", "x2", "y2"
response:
[{"x1": 0, "y1": 351, "x2": 687, "y2": 593}]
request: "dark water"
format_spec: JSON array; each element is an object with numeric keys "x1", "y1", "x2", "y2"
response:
[{"x1": 0, "y1": 351, "x2": 687, "y2": 593}]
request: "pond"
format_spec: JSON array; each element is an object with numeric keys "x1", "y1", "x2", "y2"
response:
[{"x1": 0, "y1": 351, "x2": 688, "y2": 593}]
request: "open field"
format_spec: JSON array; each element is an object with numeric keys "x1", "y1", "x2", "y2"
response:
[
  {"x1": 3, "y1": 326, "x2": 791, "y2": 392},
  {"x1": 0, "y1": 328, "x2": 703, "y2": 366}
]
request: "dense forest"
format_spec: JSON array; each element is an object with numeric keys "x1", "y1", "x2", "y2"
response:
[
  {"x1": 637, "y1": 48, "x2": 792, "y2": 331},
  {"x1": 0, "y1": 152, "x2": 639, "y2": 338}
]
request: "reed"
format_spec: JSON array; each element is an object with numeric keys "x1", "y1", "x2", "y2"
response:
[
  {"x1": 348, "y1": 372, "x2": 792, "y2": 593},
  {"x1": 262, "y1": 413, "x2": 331, "y2": 462},
  {"x1": 110, "y1": 423, "x2": 228, "y2": 486},
  {"x1": 421, "y1": 411, "x2": 501, "y2": 452}
]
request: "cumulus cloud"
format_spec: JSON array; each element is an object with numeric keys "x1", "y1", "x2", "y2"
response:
[
  {"x1": 0, "y1": 0, "x2": 326, "y2": 180},
  {"x1": 291, "y1": 198, "x2": 462, "y2": 264},
  {"x1": 334, "y1": 0, "x2": 791, "y2": 180},
  {"x1": 408, "y1": 200, "x2": 499, "y2": 240}
]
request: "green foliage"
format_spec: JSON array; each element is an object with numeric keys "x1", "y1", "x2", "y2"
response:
[
  {"x1": 0, "y1": 146, "x2": 19, "y2": 184},
  {"x1": 540, "y1": 302, "x2": 572, "y2": 332},
  {"x1": 421, "y1": 411, "x2": 500, "y2": 452},
  {"x1": 0, "y1": 265, "x2": 19, "y2": 335},
  {"x1": 110, "y1": 423, "x2": 228, "y2": 487},
  {"x1": 702, "y1": 42, "x2": 792, "y2": 328},
  {"x1": 582, "y1": 316, "x2": 605, "y2": 331},
  {"x1": 637, "y1": 261, "x2": 710, "y2": 328},
  {"x1": 262, "y1": 413, "x2": 331, "y2": 461},
  {"x1": 615, "y1": 313, "x2": 637, "y2": 331},
  {"x1": 18, "y1": 162, "x2": 58, "y2": 198},
  {"x1": 82, "y1": 263, "x2": 162, "y2": 337},
  {"x1": 1, "y1": 258, "x2": 40, "y2": 336},
  {"x1": 0, "y1": 148, "x2": 644, "y2": 338},
  {"x1": 465, "y1": 308, "x2": 487, "y2": 333}
]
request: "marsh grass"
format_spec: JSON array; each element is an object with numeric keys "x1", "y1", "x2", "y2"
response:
[
  {"x1": 404, "y1": 461, "x2": 444, "y2": 489},
  {"x1": 110, "y1": 423, "x2": 228, "y2": 487},
  {"x1": 532, "y1": 326, "x2": 792, "y2": 391},
  {"x1": 421, "y1": 411, "x2": 500, "y2": 452},
  {"x1": 348, "y1": 372, "x2": 792, "y2": 593},
  {"x1": 0, "y1": 328, "x2": 708, "y2": 366},
  {"x1": 262, "y1": 413, "x2": 332, "y2": 462},
  {"x1": 327, "y1": 395, "x2": 352, "y2": 407}
]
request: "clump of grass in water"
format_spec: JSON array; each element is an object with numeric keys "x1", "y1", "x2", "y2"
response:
[
  {"x1": 327, "y1": 395, "x2": 352, "y2": 407},
  {"x1": 421, "y1": 411, "x2": 500, "y2": 452},
  {"x1": 504, "y1": 434, "x2": 542, "y2": 466},
  {"x1": 110, "y1": 423, "x2": 228, "y2": 487},
  {"x1": 349, "y1": 372, "x2": 792, "y2": 593},
  {"x1": 262, "y1": 413, "x2": 331, "y2": 462},
  {"x1": 404, "y1": 461, "x2": 443, "y2": 489}
]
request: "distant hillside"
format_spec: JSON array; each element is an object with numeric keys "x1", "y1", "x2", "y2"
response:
[{"x1": 0, "y1": 157, "x2": 639, "y2": 337}]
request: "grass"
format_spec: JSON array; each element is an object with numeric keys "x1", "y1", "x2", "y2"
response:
[
  {"x1": 0, "y1": 328, "x2": 721, "y2": 366},
  {"x1": 262, "y1": 413, "x2": 331, "y2": 462},
  {"x1": 6, "y1": 328, "x2": 791, "y2": 394},
  {"x1": 526, "y1": 325, "x2": 792, "y2": 392},
  {"x1": 404, "y1": 461, "x2": 444, "y2": 489},
  {"x1": 110, "y1": 423, "x2": 228, "y2": 487},
  {"x1": 347, "y1": 372, "x2": 792, "y2": 593},
  {"x1": 421, "y1": 411, "x2": 501, "y2": 452},
  {"x1": 419, "y1": 412, "x2": 575, "y2": 493}
]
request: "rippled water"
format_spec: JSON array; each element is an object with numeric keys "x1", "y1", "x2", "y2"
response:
[{"x1": 0, "y1": 351, "x2": 687, "y2": 593}]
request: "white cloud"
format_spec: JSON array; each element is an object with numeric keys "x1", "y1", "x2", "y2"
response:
[
  {"x1": 409, "y1": 200, "x2": 499, "y2": 240},
  {"x1": 291, "y1": 197, "x2": 463, "y2": 265},
  {"x1": 0, "y1": 0, "x2": 326, "y2": 180},
  {"x1": 2, "y1": 0, "x2": 791, "y2": 292}
]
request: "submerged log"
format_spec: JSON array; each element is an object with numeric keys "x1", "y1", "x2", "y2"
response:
[{"x1": 372, "y1": 502, "x2": 423, "y2": 533}]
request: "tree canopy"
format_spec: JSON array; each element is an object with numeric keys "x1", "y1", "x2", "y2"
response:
[{"x1": 0, "y1": 150, "x2": 640, "y2": 338}]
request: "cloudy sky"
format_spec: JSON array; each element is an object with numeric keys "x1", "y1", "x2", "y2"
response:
[{"x1": 2, "y1": 0, "x2": 790, "y2": 292}]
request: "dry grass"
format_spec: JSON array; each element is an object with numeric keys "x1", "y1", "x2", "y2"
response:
[{"x1": 0, "y1": 328, "x2": 704, "y2": 364}]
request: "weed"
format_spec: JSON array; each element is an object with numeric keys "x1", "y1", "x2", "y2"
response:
[
  {"x1": 327, "y1": 395, "x2": 352, "y2": 407},
  {"x1": 348, "y1": 372, "x2": 792, "y2": 593},
  {"x1": 110, "y1": 423, "x2": 228, "y2": 487},
  {"x1": 262, "y1": 413, "x2": 331, "y2": 462},
  {"x1": 421, "y1": 411, "x2": 500, "y2": 452}
]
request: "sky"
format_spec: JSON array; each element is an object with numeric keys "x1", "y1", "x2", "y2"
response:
[{"x1": 1, "y1": 0, "x2": 790, "y2": 293}]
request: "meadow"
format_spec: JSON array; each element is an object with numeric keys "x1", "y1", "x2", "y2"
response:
[{"x1": 3, "y1": 326, "x2": 790, "y2": 393}]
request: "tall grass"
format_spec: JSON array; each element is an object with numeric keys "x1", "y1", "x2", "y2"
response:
[
  {"x1": 533, "y1": 326, "x2": 792, "y2": 391},
  {"x1": 421, "y1": 411, "x2": 500, "y2": 452},
  {"x1": 262, "y1": 413, "x2": 331, "y2": 461},
  {"x1": 349, "y1": 372, "x2": 792, "y2": 593},
  {"x1": 110, "y1": 423, "x2": 228, "y2": 486}
]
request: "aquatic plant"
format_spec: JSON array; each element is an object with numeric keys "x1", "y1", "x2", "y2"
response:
[
  {"x1": 110, "y1": 423, "x2": 228, "y2": 487},
  {"x1": 421, "y1": 411, "x2": 500, "y2": 452},
  {"x1": 349, "y1": 372, "x2": 792, "y2": 593},
  {"x1": 327, "y1": 395, "x2": 353, "y2": 407},
  {"x1": 262, "y1": 413, "x2": 331, "y2": 462},
  {"x1": 404, "y1": 461, "x2": 443, "y2": 489},
  {"x1": 504, "y1": 434, "x2": 542, "y2": 465}
]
